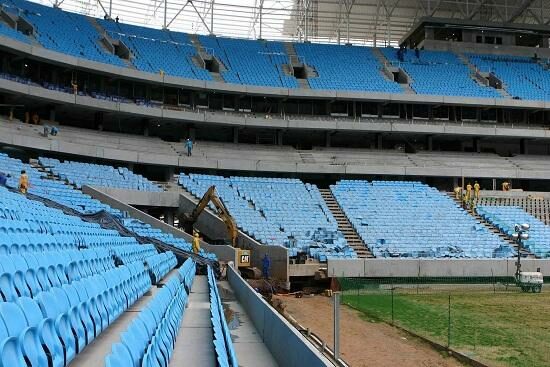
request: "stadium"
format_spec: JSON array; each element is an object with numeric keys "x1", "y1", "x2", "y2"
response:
[{"x1": 0, "y1": 0, "x2": 550, "y2": 365}]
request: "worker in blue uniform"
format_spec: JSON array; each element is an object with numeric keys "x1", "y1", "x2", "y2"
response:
[{"x1": 262, "y1": 253, "x2": 271, "y2": 280}]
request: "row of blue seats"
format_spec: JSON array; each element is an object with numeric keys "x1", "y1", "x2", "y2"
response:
[
  {"x1": 0, "y1": 261, "x2": 150, "y2": 366},
  {"x1": 105, "y1": 259, "x2": 196, "y2": 367},
  {"x1": 39, "y1": 157, "x2": 162, "y2": 192},
  {"x1": 145, "y1": 252, "x2": 177, "y2": 283},
  {"x1": 111, "y1": 244, "x2": 158, "y2": 265},
  {"x1": 207, "y1": 266, "x2": 238, "y2": 367},
  {"x1": 0, "y1": 249, "x2": 114, "y2": 302}
]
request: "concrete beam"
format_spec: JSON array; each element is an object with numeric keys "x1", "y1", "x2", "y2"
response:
[{"x1": 82, "y1": 185, "x2": 238, "y2": 264}]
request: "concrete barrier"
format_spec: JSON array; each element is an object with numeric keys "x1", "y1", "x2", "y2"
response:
[
  {"x1": 82, "y1": 185, "x2": 238, "y2": 263},
  {"x1": 227, "y1": 266, "x2": 332, "y2": 367},
  {"x1": 327, "y1": 258, "x2": 550, "y2": 278}
]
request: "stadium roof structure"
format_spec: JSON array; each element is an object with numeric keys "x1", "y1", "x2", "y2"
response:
[{"x1": 28, "y1": 0, "x2": 550, "y2": 44}]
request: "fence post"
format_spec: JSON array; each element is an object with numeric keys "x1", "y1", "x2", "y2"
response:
[
  {"x1": 334, "y1": 292, "x2": 341, "y2": 361},
  {"x1": 391, "y1": 286, "x2": 394, "y2": 326},
  {"x1": 447, "y1": 294, "x2": 451, "y2": 348}
]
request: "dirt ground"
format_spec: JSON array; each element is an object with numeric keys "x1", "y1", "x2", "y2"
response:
[{"x1": 273, "y1": 294, "x2": 464, "y2": 367}]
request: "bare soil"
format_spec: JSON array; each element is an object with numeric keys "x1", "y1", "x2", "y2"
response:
[{"x1": 273, "y1": 294, "x2": 464, "y2": 367}]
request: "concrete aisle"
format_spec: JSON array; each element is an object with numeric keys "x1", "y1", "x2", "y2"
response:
[
  {"x1": 217, "y1": 280, "x2": 279, "y2": 367},
  {"x1": 170, "y1": 275, "x2": 217, "y2": 367}
]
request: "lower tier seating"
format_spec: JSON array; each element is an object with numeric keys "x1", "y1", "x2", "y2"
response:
[
  {"x1": 208, "y1": 266, "x2": 238, "y2": 367},
  {"x1": 332, "y1": 180, "x2": 514, "y2": 258},
  {"x1": 477, "y1": 206, "x2": 550, "y2": 258},
  {"x1": 105, "y1": 259, "x2": 196, "y2": 367}
]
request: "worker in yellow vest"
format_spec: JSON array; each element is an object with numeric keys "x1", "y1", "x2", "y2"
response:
[
  {"x1": 18, "y1": 170, "x2": 29, "y2": 194},
  {"x1": 192, "y1": 232, "x2": 201, "y2": 254},
  {"x1": 474, "y1": 181, "x2": 481, "y2": 200}
]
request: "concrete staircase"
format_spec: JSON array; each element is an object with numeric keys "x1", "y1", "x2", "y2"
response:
[
  {"x1": 372, "y1": 47, "x2": 415, "y2": 94},
  {"x1": 447, "y1": 193, "x2": 536, "y2": 258},
  {"x1": 283, "y1": 42, "x2": 314, "y2": 88},
  {"x1": 319, "y1": 188, "x2": 373, "y2": 258},
  {"x1": 188, "y1": 34, "x2": 226, "y2": 82}
]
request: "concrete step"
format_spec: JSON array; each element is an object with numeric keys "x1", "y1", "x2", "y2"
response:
[
  {"x1": 319, "y1": 188, "x2": 373, "y2": 259},
  {"x1": 445, "y1": 192, "x2": 536, "y2": 259}
]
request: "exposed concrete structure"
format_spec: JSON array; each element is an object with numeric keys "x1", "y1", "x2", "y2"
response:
[
  {"x1": 327, "y1": 258, "x2": 550, "y2": 278},
  {"x1": 86, "y1": 186, "x2": 291, "y2": 282},
  {"x1": 2, "y1": 120, "x2": 550, "y2": 180},
  {"x1": 82, "y1": 185, "x2": 238, "y2": 264},
  {"x1": 227, "y1": 265, "x2": 333, "y2": 367},
  {"x1": 2, "y1": 77, "x2": 550, "y2": 136}
]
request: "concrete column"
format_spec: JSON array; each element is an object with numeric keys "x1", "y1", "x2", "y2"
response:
[
  {"x1": 476, "y1": 108, "x2": 481, "y2": 122},
  {"x1": 188, "y1": 126, "x2": 196, "y2": 140},
  {"x1": 164, "y1": 210, "x2": 174, "y2": 226},
  {"x1": 165, "y1": 166, "x2": 175, "y2": 182},
  {"x1": 473, "y1": 138, "x2": 481, "y2": 153},
  {"x1": 277, "y1": 130, "x2": 283, "y2": 146},
  {"x1": 376, "y1": 133, "x2": 383, "y2": 149},
  {"x1": 426, "y1": 135, "x2": 433, "y2": 151},
  {"x1": 49, "y1": 107, "x2": 56, "y2": 122},
  {"x1": 233, "y1": 127, "x2": 239, "y2": 143},
  {"x1": 325, "y1": 131, "x2": 332, "y2": 147},
  {"x1": 520, "y1": 139, "x2": 529, "y2": 155},
  {"x1": 452, "y1": 177, "x2": 458, "y2": 187},
  {"x1": 143, "y1": 126, "x2": 149, "y2": 137}
]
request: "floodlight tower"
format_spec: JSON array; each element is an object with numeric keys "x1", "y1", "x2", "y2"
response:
[{"x1": 511, "y1": 223, "x2": 530, "y2": 279}]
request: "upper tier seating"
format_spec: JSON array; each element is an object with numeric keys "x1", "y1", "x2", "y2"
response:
[
  {"x1": 294, "y1": 43, "x2": 402, "y2": 93},
  {"x1": 179, "y1": 173, "x2": 356, "y2": 260},
  {"x1": 382, "y1": 48, "x2": 501, "y2": 98},
  {"x1": 199, "y1": 35, "x2": 297, "y2": 88},
  {"x1": 7, "y1": 0, "x2": 125, "y2": 66},
  {"x1": 1, "y1": 0, "x2": 543, "y2": 100},
  {"x1": 98, "y1": 20, "x2": 211, "y2": 80},
  {"x1": 468, "y1": 54, "x2": 550, "y2": 100},
  {"x1": 477, "y1": 206, "x2": 550, "y2": 258},
  {"x1": 39, "y1": 157, "x2": 162, "y2": 192},
  {"x1": 332, "y1": 180, "x2": 514, "y2": 258}
]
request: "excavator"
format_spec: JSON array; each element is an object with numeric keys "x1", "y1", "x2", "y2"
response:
[{"x1": 179, "y1": 185, "x2": 252, "y2": 269}]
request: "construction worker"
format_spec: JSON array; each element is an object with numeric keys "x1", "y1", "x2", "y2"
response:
[
  {"x1": 192, "y1": 232, "x2": 201, "y2": 254},
  {"x1": 474, "y1": 181, "x2": 481, "y2": 200},
  {"x1": 0, "y1": 172, "x2": 9, "y2": 187},
  {"x1": 185, "y1": 138, "x2": 193, "y2": 157},
  {"x1": 262, "y1": 253, "x2": 271, "y2": 280},
  {"x1": 466, "y1": 182, "x2": 472, "y2": 203},
  {"x1": 502, "y1": 181, "x2": 510, "y2": 192},
  {"x1": 18, "y1": 170, "x2": 29, "y2": 194},
  {"x1": 454, "y1": 185, "x2": 462, "y2": 200}
]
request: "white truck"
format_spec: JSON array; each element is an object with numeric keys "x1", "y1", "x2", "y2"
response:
[{"x1": 517, "y1": 272, "x2": 543, "y2": 293}]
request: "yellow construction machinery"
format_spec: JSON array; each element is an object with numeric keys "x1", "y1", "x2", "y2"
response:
[{"x1": 180, "y1": 185, "x2": 251, "y2": 268}]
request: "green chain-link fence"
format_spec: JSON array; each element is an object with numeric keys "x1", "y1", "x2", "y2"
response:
[{"x1": 338, "y1": 277, "x2": 550, "y2": 367}]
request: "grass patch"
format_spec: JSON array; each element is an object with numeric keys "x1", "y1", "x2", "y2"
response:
[{"x1": 344, "y1": 290, "x2": 550, "y2": 367}]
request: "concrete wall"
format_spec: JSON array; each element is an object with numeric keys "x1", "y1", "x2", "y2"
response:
[
  {"x1": 178, "y1": 191, "x2": 289, "y2": 282},
  {"x1": 227, "y1": 266, "x2": 332, "y2": 367},
  {"x1": 327, "y1": 258, "x2": 550, "y2": 278},
  {"x1": 82, "y1": 185, "x2": 238, "y2": 263},
  {"x1": 93, "y1": 187, "x2": 180, "y2": 207}
]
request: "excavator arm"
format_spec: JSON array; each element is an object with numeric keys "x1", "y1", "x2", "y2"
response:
[{"x1": 182, "y1": 185, "x2": 238, "y2": 247}]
